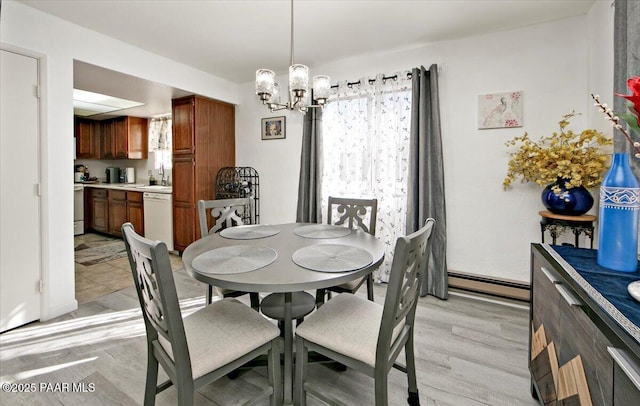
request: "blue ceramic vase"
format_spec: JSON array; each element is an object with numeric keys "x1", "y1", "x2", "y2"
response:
[
  {"x1": 541, "y1": 178, "x2": 594, "y2": 216},
  {"x1": 597, "y1": 153, "x2": 640, "y2": 272}
]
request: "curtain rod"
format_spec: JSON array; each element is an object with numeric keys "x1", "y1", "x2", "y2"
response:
[{"x1": 330, "y1": 65, "x2": 442, "y2": 89}]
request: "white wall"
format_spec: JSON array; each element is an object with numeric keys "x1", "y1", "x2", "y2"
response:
[
  {"x1": 237, "y1": 8, "x2": 614, "y2": 283},
  {"x1": 587, "y1": 0, "x2": 615, "y2": 134},
  {"x1": 1, "y1": 1, "x2": 240, "y2": 320},
  {"x1": 236, "y1": 78, "x2": 304, "y2": 224},
  {"x1": 76, "y1": 156, "x2": 171, "y2": 185}
]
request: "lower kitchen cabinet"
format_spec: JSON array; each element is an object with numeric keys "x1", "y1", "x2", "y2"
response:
[
  {"x1": 126, "y1": 191, "x2": 144, "y2": 235},
  {"x1": 87, "y1": 189, "x2": 108, "y2": 233},
  {"x1": 108, "y1": 190, "x2": 127, "y2": 237},
  {"x1": 86, "y1": 188, "x2": 143, "y2": 238},
  {"x1": 530, "y1": 244, "x2": 640, "y2": 405}
]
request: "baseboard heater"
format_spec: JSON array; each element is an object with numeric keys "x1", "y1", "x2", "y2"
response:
[{"x1": 448, "y1": 271, "x2": 530, "y2": 302}]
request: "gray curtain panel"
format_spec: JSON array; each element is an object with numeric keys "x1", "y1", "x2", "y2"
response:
[
  {"x1": 614, "y1": 0, "x2": 640, "y2": 177},
  {"x1": 296, "y1": 106, "x2": 323, "y2": 223},
  {"x1": 407, "y1": 64, "x2": 448, "y2": 299}
]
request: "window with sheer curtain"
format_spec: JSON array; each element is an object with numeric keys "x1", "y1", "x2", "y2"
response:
[
  {"x1": 321, "y1": 72, "x2": 412, "y2": 282},
  {"x1": 148, "y1": 116, "x2": 172, "y2": 170}
]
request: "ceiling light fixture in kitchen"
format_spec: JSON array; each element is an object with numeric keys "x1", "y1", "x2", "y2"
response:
[
  {"x1": 255, "y1": 0, "x2": 330, "y2": 114},
  {"x1": 73, "y1": 89, "x2": 144, "y2": 117}
]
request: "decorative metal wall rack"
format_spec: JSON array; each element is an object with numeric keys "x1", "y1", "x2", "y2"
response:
[{"x1": 215, "y1": 167, "x2": 260, "y2": 225}]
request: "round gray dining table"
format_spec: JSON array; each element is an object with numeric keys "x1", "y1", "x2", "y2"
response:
[{"x1": 182, "y1": 222, "x2": 385, "y2": 406}]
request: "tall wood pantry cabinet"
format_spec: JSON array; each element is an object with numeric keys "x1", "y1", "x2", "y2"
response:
[{"x1": 171, "y1": 95, "x2": 235, "y2": 252}]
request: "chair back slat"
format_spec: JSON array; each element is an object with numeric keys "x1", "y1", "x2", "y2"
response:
[
  {"x1": 378, "y1": 219, "x2": 435, "y2": 359},
  {"x1": 122, "y1": 223, "x2": 191, "y2": 371},
  {"x1": 198, "y1": 197, "x2": 252, "y2": 237},
  {"x1": 135, "y1": 253, "x2": 168, "y2": 333},
  {"x1": 327, "y1": 196, "x2": 378, "y2": 236}
]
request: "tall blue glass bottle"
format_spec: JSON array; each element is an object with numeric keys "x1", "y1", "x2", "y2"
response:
[{"x1": 597, "y1": 153, "x2": 640, "y2": 272}]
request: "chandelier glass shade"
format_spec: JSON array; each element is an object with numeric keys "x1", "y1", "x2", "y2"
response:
[{"x1": 255, "y1": 0, "x2": 330, "y2": 113}]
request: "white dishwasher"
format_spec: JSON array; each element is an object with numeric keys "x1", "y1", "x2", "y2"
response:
[{"x1": 143, "y1": 192, "x2": 174, "y2": 252}]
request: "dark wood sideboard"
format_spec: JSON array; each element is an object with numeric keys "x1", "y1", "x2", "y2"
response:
[{"x1": 530, "y1": 244, "x2": 640, "y2": 405}]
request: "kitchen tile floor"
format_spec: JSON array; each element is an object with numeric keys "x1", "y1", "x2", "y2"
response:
[{"x1": 74, "y1": 232, "x2": 184, "y2": 304}]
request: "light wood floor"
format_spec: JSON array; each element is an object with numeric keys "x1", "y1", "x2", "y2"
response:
[
  {"x1": 1, "y1": 251, "x2": 538, "y2": 406},
  {"x1": 74, "y1": 233, "x2": 183, "y2": 304}
]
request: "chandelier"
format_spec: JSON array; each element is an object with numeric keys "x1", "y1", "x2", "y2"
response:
[{"x1": 255, "y1": 0, "x2": 330, "y2": 114}]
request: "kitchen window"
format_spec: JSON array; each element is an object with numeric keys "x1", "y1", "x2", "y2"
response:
[{"x1": 149, "y1": 116, "x2": 172, "y2": 170}]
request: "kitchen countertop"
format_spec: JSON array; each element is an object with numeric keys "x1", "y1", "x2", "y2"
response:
[{"x1": 76, "y1": 182, "x2": 172, "y2": 194}]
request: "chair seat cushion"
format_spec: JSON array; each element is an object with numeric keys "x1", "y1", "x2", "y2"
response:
[
  {"x1": 330, "y1": 276, "x2": 365, "y2": 292},
  {"x1": 160, "y1": 298, "x2": 279, "y2": 379},
  {"x1": 217, "y1": 287, "x2": 244, "y2": 297},
  {"x1": 295, "y1": 294, "x2": 383, "y2": 367}
]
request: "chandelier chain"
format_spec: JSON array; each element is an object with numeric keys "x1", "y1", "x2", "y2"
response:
[
  {"x1": 290, "y1": 0, "x2": 294, "y2": 67},
  {"x1": 255, "y1": 0, "x2": 330, "y2": 113}
]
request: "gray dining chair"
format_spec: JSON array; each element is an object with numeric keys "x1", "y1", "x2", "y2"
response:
[
  {"x1": 315, "y1": 196, "x2": 378, "y2": 307},
  {"x1": 295, "y1": 218, "x2": 435, "y2": 406},
  {"x1": 198, "y1": 198, "x2": 260, "y2": 309},
  {"x1": 121, "y1": 223, "x2": 281, "y2": 406}
]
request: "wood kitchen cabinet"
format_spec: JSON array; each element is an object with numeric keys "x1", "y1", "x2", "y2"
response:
[
  {"x1": 87, "y1": 188, "x2": 108, "y2": 233},
  {"x1": 530, "y1": 244, "x2": 640, "y2": 405},
  {"x1": 172, "y1": 99, "x2": 195, "y2": 155},
  {"x1": 75, "y1": 118, "x2": 100, "y2": 159},
  {"x1": 108, "y1": 190, "x2": 127, "y2": 237},
  {"x1": 107, "y1": 190, "x2": 144, "y2": 237},
  {"x1": 126, "y1": 191, "x2": 144, "y2": 236},
  {"x1": 101, "y1": 119, "x2": 115, "y2": 159},
  {"x1": 172, "y1": 156, "x2": 196, "y2": 250},
  {"x1": 111, "y1": 116, "x2": 148, "y2": 159},
  {"x1": 101, "y1": 116, "x2": 148, "y2": 160},
  {"x1": 171, "y1": 95, "x2": 235, "y2": 252},
  {"x1": 74, "y1": 116, "x2": 148, "y2": 160},
  {"x1": 86, "y1": 188, "x2": 144, "y2": 237}
]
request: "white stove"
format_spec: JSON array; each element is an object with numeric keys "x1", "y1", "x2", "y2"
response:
[{"x1": 74, "y1": 184, "x2": 84, "y2": 235}]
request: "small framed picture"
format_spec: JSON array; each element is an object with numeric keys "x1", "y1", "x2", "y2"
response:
[
  {"x1": 261, "y1": 116, "x2": 286, "y2": 140},
  {"x1": 477, "y1": 91, "x2": 523, "y2": 129}
]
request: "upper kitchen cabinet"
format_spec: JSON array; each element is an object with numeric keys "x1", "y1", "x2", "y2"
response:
[
  {"x1": 74, "y1": 116, "x2": 148, "y2": 160},
  {"x1": 100, "y1": 119, "x2": 115, "y2": 159},
  {"x1": 171, "y1": 95, "x2": 235, "y2": 252},
  {"x1": 104, "y1": 116, "x2": 149, "y2": 159},
  {"x1": 75, "y1": 118, "x2": 100, "y2": 159}
]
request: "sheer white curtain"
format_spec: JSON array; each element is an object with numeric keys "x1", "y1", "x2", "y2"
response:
[
  {"x1": 148, "y1": 116, "x2": 172, "y2": 170},
  {"x1": 321, "y1": 72, "x2": 412, "y2": 282}
]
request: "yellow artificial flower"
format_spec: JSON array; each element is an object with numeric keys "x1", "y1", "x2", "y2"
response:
[{"x1": 503, "y1": 112, "x2": 613, "y2": 193}]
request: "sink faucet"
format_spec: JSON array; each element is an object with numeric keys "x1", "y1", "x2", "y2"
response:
[{"x1": 159, "y1": 162, "x2": 167, "y2": 186}]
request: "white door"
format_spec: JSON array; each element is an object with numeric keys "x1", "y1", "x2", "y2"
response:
[{"x1": 1, "y1": 49, "x2": 41, "y2": 332}]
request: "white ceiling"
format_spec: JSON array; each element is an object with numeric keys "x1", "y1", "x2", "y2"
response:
[
  {"x1": 73, "y1": 60, "x2": 191, "y2": 119},
  {"x1": 21, "y1": 0, "x2": 597, "y2": 117}
]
